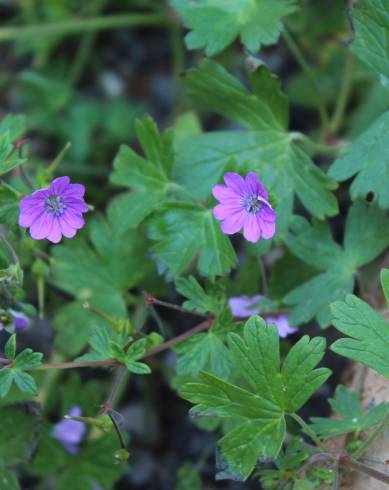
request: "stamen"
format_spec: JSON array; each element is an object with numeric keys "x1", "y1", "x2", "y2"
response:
[
  {"x1": 242, "y1": 194, "x2": 263, "y2": 214},
  {"x1": 45, "y1": 195, "x2": 66, "y2": 217}
]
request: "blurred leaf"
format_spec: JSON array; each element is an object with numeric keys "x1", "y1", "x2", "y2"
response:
[
  {"x1": 331, "y1": 294, "x2": 389, "y2": 377},
  {"x1": 284, "y1": 202, "x2": 389, "y2": 327},
  {"x1": 310, "y1": 385, "x2": 389, "y2": 438},
  {"x1": 5, "y1": 334, "x2": 16, "y2": 360},
  {"x1": 180, "y1": 317, "x2": 330, "y2": 480},
  {"x1": 30, "y1": 432, "x2": 124, "y2": 490},
  {"x1": 0, "y1": 347, "x2": 42, "y2": 397},
  {"x1": 350, "y1": 0, "x2": 389, "y2": 88},
  {"x1": 175, "y1": 462, "x2": 202, "y2": 490},
  {"x1": 0, "y1": 468, "x2": 20, "y2": 490},
  {"x1": 0, "y1": 402, "x2": 42, "y2": 465},
  {"x1": 0, "y1": 184, "x2": 20, "y2": 226},
  {"x1": 171, "y1": 0, "x2": 297, "y2": 55},
  {"x1": 329, "y1": 111, "x2": 389, "y2": 208},
  {"x1": 52, "y1": 203, "x2": 152, "y2": 355},
  {"x1": 148, "y1": 202, "x2": 236, "y2": 277}
]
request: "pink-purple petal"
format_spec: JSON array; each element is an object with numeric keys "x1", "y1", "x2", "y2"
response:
[
  {"x1": 220, "y1": 210, "x2": 246, "y2": 234},
  {"x1": 50, "y1": 176, "x2": 71, "y2": 194},
  {"x1": 214, "y1": 203, "x2": 244, "y2": 220},
  {"x1": 212, "y1": 184, "x2": 242, "y2": 203},
  {"x1": 30, "y1": 213, "x2": 54, "y2": 240},
  {"x1": 259, "y1": 218, "x2": 276, "y2": 239},
  {"x1": 245, "y1": 172, "x2": 268, "y2": 199},
  {"x1": 63, "y1": 183, "x2": 85, "y2": 198},
  {"x1": 47, "y1": 219, "x2": 62, "y2": 243},
  {"x1": 223, "y1": 173, "x2": 248, "y2": 197},
  {"x1": 243, "y1": 214, "x2": 261, "y2": 242}
]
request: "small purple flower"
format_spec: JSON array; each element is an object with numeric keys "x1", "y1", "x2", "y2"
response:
[
  {"x1": 52, "y1": 406, "x2": 86, "y2": 454},
  {"x1": 212, "y1": 172, "x2": 276, "y2": 243},
  {"x1": 19, "y1": 176, "x2": 88, "y2": 244},
  {"x1": 9, "y1": 310, "x2": 29, "y2": 331},
  {"x1": 228, "y1": 295, "x2": 297, "y2": 338}
]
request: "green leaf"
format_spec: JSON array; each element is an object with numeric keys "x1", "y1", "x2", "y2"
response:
[
  {"x1": 30, "y1": 433, "x2": 123, "y2": 490},
  {"x1": 331, "y1": 294, "x2": 389, "y2": 377},
  {"x1": 310, "y1": 385, "x2": 389, "y2": 438},
  {"x1": 0, "y1": 114, "x2": 26, "y2": 176},
  {"x1": 13, "y1": 349, "x2": 43, "y2": 370},
  {"x1": 0, "y1": 468, "x2": 20, "y2": 490},
  {"x1": 13, "y1": 371, "x2": 38, "y2": 396},
  {"x1": 5, "y1": 334, "x2": 16, "y2": 360},
  {"x1": 284, "y1": 202, "x2": 389, "y2": 327},
  {"x1": 329, "y1": 112, "x2": 389, "y2": 208},
  {"x1": 171, "y1": 0, "x2": 297, "y2": 56},
  {"x1": 0, "y1": 370, "x2": 14, "y2": 398},
  {"x1": 110, "y1": 116, "x2": 174, "y2": 223},
  {"x1": 174, "y1": 331, "x2": 232, "y2": 378},
  {"x1": 350, "y1": 0, "x2": 389, "y2": 87},
  {"x1": 0, "y1": 402, "x2": 42, "y2": 465},
  {"x1": 0, "y1": 184, "x2": 20, "y2": 226},
  {"x1": 52, "y1": 202, "x2": 152, "y2": 354},
  {"x1": 180, "y1": 317, "x2": 330, "y2": 479},
  {"x1": 175, "y1": 275, "x2": 224, "y2": 314},
  {"x1": 175, "y1": 462, "x2": 202, "y2": 490},
  {"x1": 125, "y1": 339, "x2": 151, "y2": 375},
  {"x1": 148, "y1": 203, "x2": 236, "y2": 277},
  {"x1": 175, "y1": 61, "x2": 338, "y2": 229}
]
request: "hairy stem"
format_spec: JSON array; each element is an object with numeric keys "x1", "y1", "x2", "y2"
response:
[
  {"x1": 290, "y1": 413, "x2": 327, "y2": 451},
  {"x1": 339, "y1": 455, "x2": 389, "y2": 485}
]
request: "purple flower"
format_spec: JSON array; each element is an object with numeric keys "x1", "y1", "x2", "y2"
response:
[
  {"x1": 9, "y1": 310, "x2": 30, "y2": 331},
  {"x1": 212, "y1": 172, "x2": 276, "y2": 243},
  {"x1": 19, "y1": 176, "x2": 88, "y2": 244},
  {"x1": 0, "y1": 310, "x2": 30, "y2": 332},
  {"x1": 228, "y1": 295, "x2": 297, "y2": 338},
  {"x1": 52, "y1": 406, "x2": 86, "y2": 454}
]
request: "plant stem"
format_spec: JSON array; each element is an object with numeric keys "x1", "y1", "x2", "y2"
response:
[
  {"x1": 103, "y1": 366, "x2": 128, "y2": 412},
  {"x1": 330, "y1": 52, "x2": 353, "y2": 134},
  {"x1": 290, "y1": 413, "x2": 327, "y2": 451},
  {"x1": 339, "y1": 455, "x2": 389, "y2": 485},
  {"x1": 292, "y1": 133, "x2": 345, "y2": 156},
  {"x1": 34, "y1": 317, "x2": 214, "y2": 370},
  {"x1": 282, "y1": 28, "x2": 329, "y2": 131},
  {"x1": 149, "y1": 295, "x2": 208, "y2": 318},
  {"x1": 0, "y1": 13, "x2": 169, "y2": 43},
  {"x1": 352, "y1": 408, "x2": 389, "y2": 460}
]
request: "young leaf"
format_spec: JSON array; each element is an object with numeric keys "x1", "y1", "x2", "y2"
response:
[
  {"x1": 0, "y1": 114, "x2": 26, "y2": 175},
  {"x1": 331, "y1": 294, "x2": 389, "y2": 377},
  {"x1": 350, "y1": 0, "x2": 389, "y2": 88},
  {"x1": 170, "y1": 0, "x2": 297, "y2": 56},
  {"x1": 284, "y1": 202, "x2": 389, "y2": 327},
  {"x1": 175, "y1": 275, "x2": 224, "y2": 314},
  {"x1": 310, "y1": 385, "x2": 389, "y2": 438},
  {"x1": 5, "y1": 334, "x2": 16, "y2": 360},
  {"x1": 329, "y1": 112, "x2": 389, "y2": 208},
  {"x1": 125, "y1": 339, "x2": 151, "y2": 375},
  {"x1": 180, "y1": 317, "x2": 330, "y2": 480}
]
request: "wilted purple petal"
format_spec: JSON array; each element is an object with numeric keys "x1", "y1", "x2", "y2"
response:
[
  {"x1": 229, "y1": 295, "x2": 295, "y2": 338},
  {"x1": 10, "y1": 310, "x2": 30, "y2": 331},
  {"x1": 229, "y1": 295, "x2": 264, "y2": 317},
  {"x1": 267, "y1": 315, "x2": 297, "y2": 338},
  {"x1": 19, "y1": 176, "x2": 88, "y2": 244},
  {"x1": 52, "y1": 406, "x2": 86, "y2": 454},
  {"x1": 212, "y1": 172, "x2": 276, "y2": 243}
]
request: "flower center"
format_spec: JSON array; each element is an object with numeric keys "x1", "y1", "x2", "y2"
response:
[
  {"x1": 243, "y1": 194, "x2": 263, "y2": 214},
  {"x1": 45, "y1": 195, "x2": 66, "y2": 217}
]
